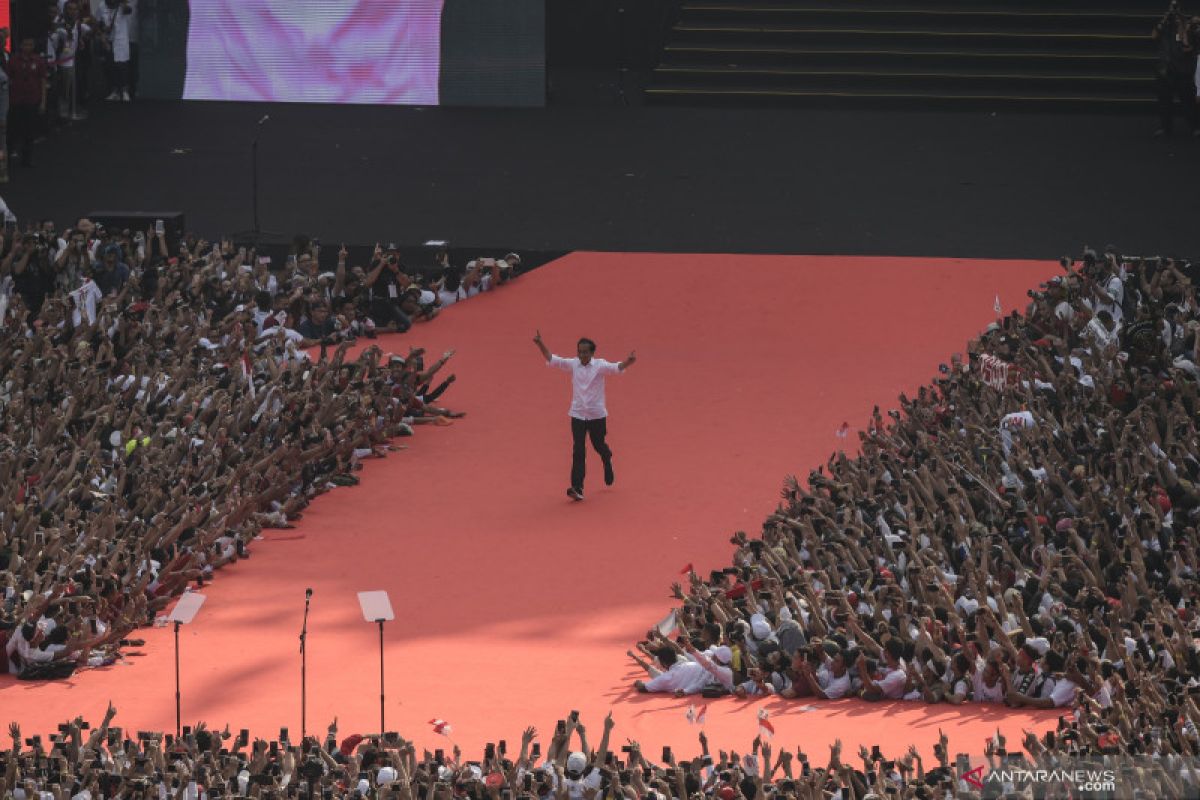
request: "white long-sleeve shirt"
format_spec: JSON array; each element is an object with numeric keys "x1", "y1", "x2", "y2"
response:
[{"x1": 548, "y1": 356, "x2": 621, "y2": 420}]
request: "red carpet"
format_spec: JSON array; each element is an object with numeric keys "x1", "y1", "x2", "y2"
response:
[{"x1": 2, "y1": 253, "x2": 1062, "y2": 759}]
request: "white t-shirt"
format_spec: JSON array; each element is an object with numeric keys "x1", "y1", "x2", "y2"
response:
[
  {"x1": 1049, "y1": 677, "x2": 1078, "y2": 707},
  {"x1": 972, "y1": 672, "x2": 1006, "y2": 703},
  {"x1": 548, "y1": 356, "x2": 621, "y2": 421},
  {"x1": 436, "y1": 286, "x2": 464, "y2": 307},
  {"x1": 819, "y1": 669, "x2": 852, "y2": 699},
  {"x1": 877, "y1": 664, "x2": 908, "y2": 699},
  {"x1": 643, "y1": 661, "x2": 716, "y2": 694},
  {"x1": 561, "y1": 774, "x2": 601, "y2": 800}
]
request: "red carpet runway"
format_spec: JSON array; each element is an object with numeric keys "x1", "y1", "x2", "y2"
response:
[{"x1": 1, "y1": 253, "x2": 1062, "y2": 759}]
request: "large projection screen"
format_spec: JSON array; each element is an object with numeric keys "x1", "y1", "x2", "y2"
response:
[{"x1": 138, "y1": 0, "x2": 545, "y2": 107}]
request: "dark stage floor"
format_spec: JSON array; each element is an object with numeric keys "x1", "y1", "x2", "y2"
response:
[{"x1": 5, "y1": 100, "x2": 1198, "y2": 259}]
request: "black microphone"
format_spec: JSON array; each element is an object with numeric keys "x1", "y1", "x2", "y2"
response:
[
  {"x1": 306, "y1": 588, "x2": 313, "y2": 599},
  {"x1": 257, "y1": 114, "x2": 270, "y2": 126}
]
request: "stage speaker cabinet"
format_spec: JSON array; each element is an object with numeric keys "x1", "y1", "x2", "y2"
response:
[{"x1": 86, "y1": 211, "x2": 187, "y2": 258}]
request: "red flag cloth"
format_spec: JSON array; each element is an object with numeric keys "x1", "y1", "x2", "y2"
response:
[
  {"x1": 680, "y1": 563, "x2": 694, "y2": 575},
  {"x1": 429, "y1": 719, "x2": 453, "y2": 736},
  {"x1": 696, "y1": 705, "x2": 707, "y2": 726},
  {"x1": 723, "y1": 578, "x2": 764, "y2": 600},
  {"x1": 339, "y1": 734, "x2": 364, "y2": 756}
]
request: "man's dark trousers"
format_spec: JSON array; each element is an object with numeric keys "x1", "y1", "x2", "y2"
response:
[
  {"x1": 571, "y1": 416, "x2": 612, "y2": 490},
  {"x1": 1157, "y1": 69, "x2": 1198, "y2": 134}
]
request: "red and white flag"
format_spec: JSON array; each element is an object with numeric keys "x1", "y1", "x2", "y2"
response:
[
  {"x1": 993, "y1": 295, "x2": 1003, "y2": 316},
  {"x1": 695, "y1": 705, "x2": 708, "y2": 726},
  {"x1": 656, "y1": 609, "x2": 678, "y2": 637},
  {"x1": 756, "y1": 708, "x2": 774, "y2": 739},
  {"x1": 835, "y1": 422, "x2": 849, "y2": 439},
  {"x1": 429, "y1": 719, "x2": 453, "y2": 736},
  {"x1": 679, "y1": 563, "x2": 694, "y2": 576}
]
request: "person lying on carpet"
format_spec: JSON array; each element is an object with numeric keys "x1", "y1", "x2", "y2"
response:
[{"x1": 0, "y1": 223, "x2": 509, "y2": 668}]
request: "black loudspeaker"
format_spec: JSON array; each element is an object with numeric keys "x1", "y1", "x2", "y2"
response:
[{"x1": 86, "y1": 211, "x2": 187, "y2": 259}]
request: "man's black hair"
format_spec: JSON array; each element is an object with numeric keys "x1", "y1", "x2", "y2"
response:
[
  {"x1": 577, "y1": 337, "x2": 596, "y2": 352},
  {"x1": 884, "y1": 637, "x2": 904, "y2": 661},
  {"x1": 654, "y1": 646, "x2": 677, "y2": 669}
]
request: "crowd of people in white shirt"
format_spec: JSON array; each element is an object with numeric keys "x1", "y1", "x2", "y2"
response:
[
  {"x1": 0, "y1": 214, "x2": 522, "y2": 679},
  {"x1": 625, "y1": 246, "x2": 1200, "y2": 789}
]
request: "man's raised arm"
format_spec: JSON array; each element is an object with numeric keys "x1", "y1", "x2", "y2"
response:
[
  {"x1": 533, "y1": 329, "x2": 552, "y2": 363},
  {"x1": 619, "y1": 350, "x2": 637, "y2": 371}
]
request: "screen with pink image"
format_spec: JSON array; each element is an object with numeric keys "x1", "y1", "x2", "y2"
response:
[{"x1": 183, "y1": 0, "x2": 444, "y2": 105}]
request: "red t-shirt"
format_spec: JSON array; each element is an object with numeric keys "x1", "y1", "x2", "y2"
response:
[{"x1": 8, "y1": 53, "x2": 48, "y2": 106}]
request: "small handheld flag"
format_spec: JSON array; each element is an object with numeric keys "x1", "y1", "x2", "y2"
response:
[{"x1": 756, "y1": 708, "x2": 774, "y2": 738}]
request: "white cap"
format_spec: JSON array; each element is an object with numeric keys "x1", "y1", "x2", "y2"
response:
[
  {"x1": 712, "y1": 645, "x2": 733, "y2": 665},
  {"x1": 377, "y1": 766, "x2": 398, "y2": 785},
  {"x1": 567, "y1": 752, "x2": 587, "y2": 774}
]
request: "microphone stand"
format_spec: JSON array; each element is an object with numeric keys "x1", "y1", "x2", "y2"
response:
[
  {"x1": 300, "y1": 590, "x2": 311, "y2": 740},
  {"x1": 615, "y1": 3, "x2": 629, "y2": 107},
  {"x1": 233, "y1": 114, "x2": 283, "y2": 244}
]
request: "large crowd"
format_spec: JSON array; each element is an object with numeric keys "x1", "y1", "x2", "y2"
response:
[
  {"x1": 4, "y1": 705, "x2": 1200, "y2": 800},
  {"x1": 5, "y1": 232, "x2": 1200, "y2": 799},
  {"x1": 624, "y1": 247, "x2": 1200, "y2": 793},
  {"x1": 0, "y1": 214, "x2": 522, "y2": 679}
]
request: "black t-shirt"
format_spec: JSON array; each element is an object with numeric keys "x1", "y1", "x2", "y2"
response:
[
  {"x1": 371, "y1": 264, "x2": 406, "y2": 302},
  {"x1": 298, "y1": 316, "x2": 336, "y2": 340},
  {"x1": 1159, "y1": 23, "x2": 1199, "y2": 75},
  {"x1": 13, "y1": 258, "x2": 53, "y2": 308}
]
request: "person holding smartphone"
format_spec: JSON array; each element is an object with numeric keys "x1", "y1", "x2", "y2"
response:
[{"x1": 532, "y1": 331, "x2": 636, "y2": 501}]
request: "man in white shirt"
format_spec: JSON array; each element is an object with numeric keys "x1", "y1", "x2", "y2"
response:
[{"x1": 533, "y1": 331, "x2": 636, "y2": 501}]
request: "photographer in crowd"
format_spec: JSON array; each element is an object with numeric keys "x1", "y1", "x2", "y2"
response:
[{"x1": 1153, "y1": 0, "x2": 1200, "y2": 137}]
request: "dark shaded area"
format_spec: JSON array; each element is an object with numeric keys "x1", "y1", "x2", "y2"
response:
[
  {"x1": 439, "y1": 0, "x2": 545, "y2": 107},
  {"x1": 4, "y1": 99, "x2": 1198, "y2": 259},
  {"x1": 135, "y1": 0, "x2": 190, "y2": 101}
]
